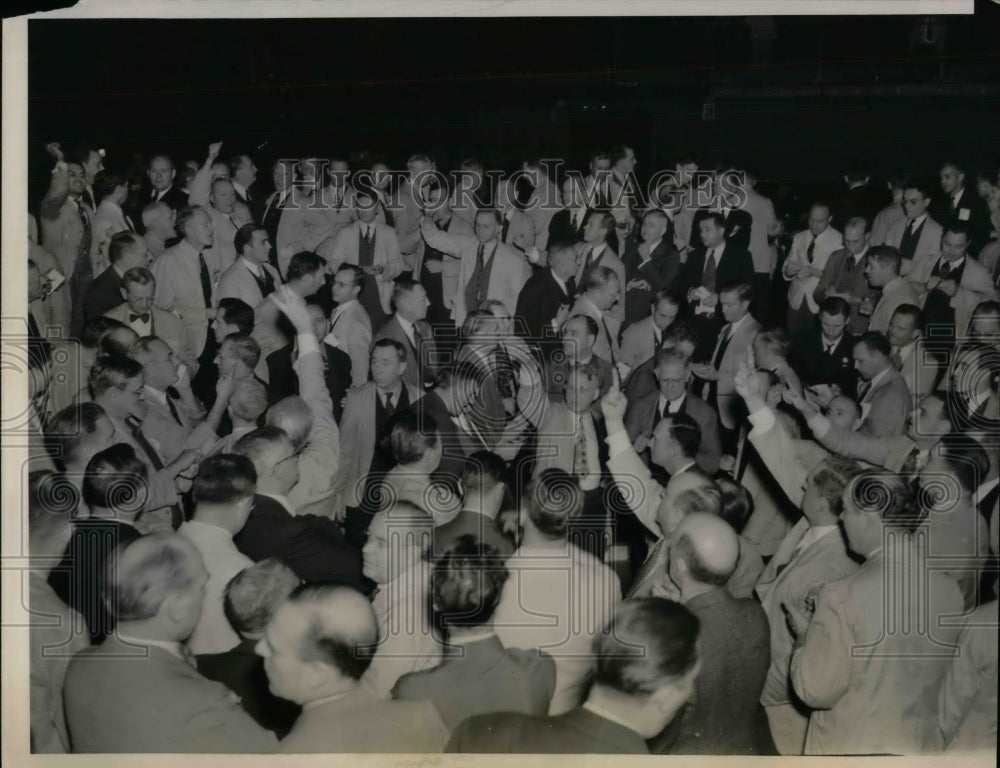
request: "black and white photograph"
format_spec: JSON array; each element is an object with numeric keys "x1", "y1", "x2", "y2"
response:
[{"x1": 2, "y1": 0, "x2": 998, "y2": 763}]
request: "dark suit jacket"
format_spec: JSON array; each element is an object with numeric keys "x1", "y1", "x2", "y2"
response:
[
  {"x1": 624, "y1": 391, "x2": 722, "y2": 475},
  {"x1": 930, "y1": 188, "x2": 992, "y2": 254},
  {"x1": 832, "y1": 184, "x2": 889, "y2": 232},
  {"x1": 791, "y1": 329, "x2": 859, "y2": 398},
  {"x1": 408, "y1": 389, "x2": 476, "y2": 492},
  {"x1": 680, "y1": 244, "x2": 756, "y2": 299},
  {"x1": 266, "y1": 341, "x2": 352, "y2": 422},
  {"x1": 650, "y1": 587, "x2": 773, "y2": 755},
  {"x1": 49, "y1": 519, "x2": 142, "y2": 644},
  {"x1": 621, "y1": 240, "x2": 682, "y2": 329},
  {"x1": 149, "y1": 184, "x2": 189, "y2": 213},
  {"x1": 374, "y1": 314, "x2": 437, "y2": 391},
  {"x1": 196, "y1": 637, "x2": 301, "y2": 738},
  {"x1": 393, "y1": 635, "x2": 556, "y2": 730},
  {"x1": 447, "y1": 706, "x2": 649, "y2": 754},
  {"x1": 515, "y1": 267, "x2": 574, "y2": 344},
  {"x1": 83, "y1": 265, "x2": 125, "y2": 324},
  {"x1": 547, "y1": 207, "x2": 589, "y2": 245},
  {"x1": 689, "y1": 208, "x2": 753, "y2": 253},
  {"x1": 233, "y1": 494, "x2": 366, "y2": 591},
  {"x1": 235, "y1": 185, "x2": 267, "y2": 226}
]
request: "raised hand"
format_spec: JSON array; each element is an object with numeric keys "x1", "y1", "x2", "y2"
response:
[
  {"x1": 600, "y1": 384, "x2": 627, "y2": 423},
  {"x1": 45, "y1": 142, "x2": 64, "y2": 161},
  {"x1": 208, "y1": 141, "x2": 224, "y2": 160},
  {"x1": 269, "y1": 285, "x2": 312, "y2": 334}
]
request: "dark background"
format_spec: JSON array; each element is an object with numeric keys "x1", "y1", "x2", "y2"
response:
[{"x1": 27, "y1": 7, "x2": 1000, "y2": 220}]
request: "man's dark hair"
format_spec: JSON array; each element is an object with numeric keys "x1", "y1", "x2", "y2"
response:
[
  {"x1": 943, "y1": 220, "x2": 972, "y2": 242},
  {"x1": 93, "y1": 170, "x2": 125, "y2": 203},
  {"x1": 391, "y1": 276, "x2": 423, "y2": 309},
  {"x1": 856, "y1": 331, "x2": 892, "y2": 358},
  {"x1": 371, "y1": 337, "x2": 406, "y2": 363},
  {"x1": 593, "y1": 598, "x2": 700, "y2": 695},
  {"x1": 902, "y1": 178, "x2": 936, "y2": 201},
  {"x1": 108, "y1": 232, "x2": 142, "y2": 266},
  {"x1": 193, "y1": 454, "x2": 257, "y2": 505},
  {"x1": 431, "y1": 535, "x2": 508, "y2": 632},
  {"x1": 89, "y1": 355, "x2": 143, "y2": 399},
  {"x1": 867, "y1": 245, "x2": 902, "y2": 274},
  {"x1": 662, "y1": 412, "x2": 702, "y2": 460},
  {"x1": 390, "y1": 411, "x2": 438, "y2": 465},
  {"x1": 819, "y1": 296, "x2": 851, "y2": 320},
  {"x1": 286, "y1": 251, "x2": 323, "y2": 283},
  {"x1": 46, "y1": 402, "x2": 108, "y2": 469},
  {"x1": 336, "y1": 263, "x2": 367, "y2": 292},
  {"x1": 82, "y1": 443, "x2": 148, "y2": 511},
  {"x1": 523, "y1": 469, "x2": 583, "y2": 539},
  {"x1": 460, "y1": 451, "x2": 508, "y2": 496},
  {"x1": 217, "y1": 298, "x2": 255, "y2": 335},
  {"x1": 80, "y1": 316, "x2": 128, "y2": 350},
  {"x1": 718, "y1": 281, "x2": 753, "y2": 305},
  {"x1": 234, "y1": 223, "x2": 265, "y2": 256},
  {"x1": 933, "y1": 434, "x2": 990, "y2": 496},
  {"x1": 223, "y1": 558, "x2": 300, "y2": 637}
]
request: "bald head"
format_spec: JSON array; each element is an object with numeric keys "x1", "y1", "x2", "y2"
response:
[
  {"x1": 670, "y1": 512, "x2": 739, "y2": 588},
  {"x1": 657, "y1": 472, "x2": 719, "y2": 537}
]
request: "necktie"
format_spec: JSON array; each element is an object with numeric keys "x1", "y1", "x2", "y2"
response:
[
  {"x1": 909, "y1": 219, "x2": 919, "y2": 235},
  {"x1": 571, "y1": 210, "x2": 578, "y2": 230},
  {"x1": 381, "y1": 200, "x2": 395, "y2": 227},
  {"x1": 573, "y1": 414, "x2": 590, "y2": 477},
  {"x1": 125, "y1": 416, "x2": 183, "y2": 529},
  {"x1": 704, "y1": 325, "x2": 733, "y2": 401},
  {"x1": 125, "y1": 215, "x2": 136, "y2": 233},
  {"x1": 601, "y1": 316, "x2": 617, "y2": 366},
  {"x1": 165, "y1": 391, "x2": 184, "y2": 427},
  {"x1": 129, "y1": 312, "x2": 150, "y2": 324},
  {"x1": 940, "y1": 260, "x2": 953, "y2": 278},
  {"x1": 83, "y1": 188, "x2": 96, "y2": 212},
  {"x1": 806, "y1": 236, "x2": 816, "y2": 264},
  {"x1": 228, "y1": 214, "x2": 238, "y2": 230},
  {"x1": 198, "y1": 252, "x2": 213, "y2": 308},
  {"x1": 587, "y1": 246, "x2": 600, "y2": 272},
  {"x1": 900, "y1": 446, "x2": 922, "y2": 477},
  {"x1": 890, "y1": 348, "x2": 903, "y2": 370},
  {"x1": 477, "y1": 242, "x2": 485, "y2": 270},
  {"x1": 251, "y1": 265, "x2": 275, "y2": 297},
  {"x1": 702, "y1": 248, "x2": 718, "y2": 292},
  {"x1": 77, "y1": 203, "x2": 93, "y2": 263},
  {"x1": 384, "y1": 391, "x2": 394, "y2": 413},
  {"x1": 656, "y1": 399, "x2": 666, "y2": 425},
  {"x1": 626, "y1": 539, "x2": 665, "y2": 599},
  {"x1": 857, "y1": 379, "x2": 871, "y2": 400},
  {"x1": 774, "y1": 542, "x2": 806, "y2": 578},
  {"x1": 501, "y1": 216, "x2": 511, "y2": 243}
]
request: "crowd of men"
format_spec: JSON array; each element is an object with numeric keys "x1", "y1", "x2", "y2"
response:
[{"x1": 24, "y1": 138, "x2": 999, "y2": 755}]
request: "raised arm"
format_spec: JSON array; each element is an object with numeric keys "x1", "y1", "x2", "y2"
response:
[{"x1": 188, "y1": 141, "x2": 224, "y2": 208}]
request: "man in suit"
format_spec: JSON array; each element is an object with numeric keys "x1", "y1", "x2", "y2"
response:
[
  {"x1": 313, "y1": 157, "x2": 359, "y2": 253},
  {"x1": 373, "y1": 277, "x2": 437, "y2": 391},
  {"x1": 420, "y1": 208, "x2": 530, "y2": 327},
  {"x1": 336, "y1": 339, "x2": 422, "y2": 539},
  {"x1": 196, "y1": 559, "x2": 302, "y2": 738},
  {"x1": 783, "y1": 203, "x2": 844, "y2": 336},
  {"x1": 261, "y1": 159, "x2": 295, "y2": 271},
  {"x1": 620, "y1": 290, "x2": 680, "y2": 371},
  {"x1": 217, "y1": 223, "x2": 280, "y2": 309},
  {"x1": 327, "y1": 264, "x2": 374, "y2": 388},
  {"x1": 575, "y1": 211, "x2": 627, "y2": 322},
  {"x1": 852, "y1": 331, "x2": 911, "y2": 437},
  {"x1": 869, "y1": 174, "x2": 907, "y2": 246},
  {"x1": 152, "y1": 205, "x2": 219, "y2": 360},
  {"x1": 737, "y1": 168, "x2": 782, "y2": 301},
  {"x1": 693, "y1": 282, "x2": 760, "y2": 449},
  {"x1": 90, "y1": 170, "x2": 137, "y2": 274},
  {"x1": 625, "y1": 349, "x2": 722, "y2": 476},
  {"x1": 569, "y1": 266, "x2": 622, "y2": 369},
  {"x1": 63, "y1": 534, "x2": 278, "y2": 753},
  {"x1": 141, "y1": 200, "x2": 177, "y2": 258},
  {"x1": 106, "y1": 266, "x2": 200, "y2": 375},
  {"x1": 887, "y1": 304, "x2": 940, "y2": 403},
  {"x1": 393, "y1": 536, "x2": 556, "y2": 727},
  {"x1": 267, "y1": 302, "x2": 351, "y2": 419},
  {"x1": 260, "y1": 584, "x2": 448, "y2": 752},
  {"x1": 189, "y1": 148, "x2": 254, "y2": 274},
  {"x1": 521, "y1": 158, "x2": 563, "y2": 252},
  {"x1": 448, "y1": 598, "x2": 700, "y2": 754},
  {"x1": 648, "y1": 513, "x2": 772, "y2": 755},
  {"x1": 251, "y1": 250, "x2": 327, "y2": 369},
  {"x1": 388, "y1": 153, "x2": 436, "y2": 264},
  {"x1": 84, "y1": 231, "x2": 152, "y2": 324},
  {"x1": 791, "y1": 296, "x2": 859, "y2": 399},
  {"x1": 40, "y1": 146, "x2": 93, "y2": 337},
  {"x1": 813, "y1": 216, "x2": 878, "y2": 336},
  {"x1": 688, "y1": 193, "x2": 754, "y2": 254},
  {"x1": 130, "y1": 336, "x2": 232, "y2": 463},
  {"x1": 933, "y1": 160, "x2": 992, "y2": 255},
  {"x1": 680, "y1": 212, "x2": 756, "y2": 355},
  {"x1": 496, "y1": 177, "x2": 536, "y2": 250},
  {"x1": 228, "y1": 154, "x2": 264, "y2": 224},
  {"x1": 412, "y1": 183, "x2": 474, "y2": 336},
  {"x1": 622, "y1": 209, "x2": 681, "y2": 329},
  {"x1": 545, "y1": 314, "x2": 614, "y2": 402},
  {"x1": 515, "y1": 240, "x2": 579, "y2": 346},
  {"x1": 547, "y1": 175, "x2": 590, "y2": 245},
  {"x1": 232, "y1": 426, "x2": 365, "y2": 589},
  {"x1": 832, "y1": 168, "x2": 887, "y2": 231},
  {"x1": 788, "y1": 473, "x2": 963, "y2": 755},
  {"x1": 885, "y1": 180, "x2": 943, "y2": 271},
  {"x1": 433, "y1": 451, "x2": 514, "y2": 556},
  {"x1": 274, "y1": 162, "x2": 337, "y2": 279},
  {"x1": 864, "y1": 245, "x2": 920, "y2": 335},
  {"x1": 147, "y1": 153, "x2": 190, "y2": 212},
  {"x1": 907, "y1": 221, "x2": 997, "y2": 340},
  {"x1": 326, "y1": 188, "x2": 405, "y2": 329}
]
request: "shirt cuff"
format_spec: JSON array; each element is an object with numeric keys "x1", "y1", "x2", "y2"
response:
[
  {"x1": 297, "y1": 333, "x2": 320, "y2": 357},
  {"x1": 606, "y1": 428, "x2": 631, "y2": 459},
  {"x1": 808, "y1": 413, "x2": 831, "y2": 438},
  {"x1": 747, "y1": 404, "x2": 775, "y2": 436}
]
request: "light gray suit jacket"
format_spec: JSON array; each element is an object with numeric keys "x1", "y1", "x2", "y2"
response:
[
  {"x1": 327, "y1": 300, "x2": 374, "y2": 388},
  {"x1": 104, "y1": 302, "x2": 200, "y2": 375}
]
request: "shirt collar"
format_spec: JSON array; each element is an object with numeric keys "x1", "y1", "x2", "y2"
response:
[
  {"x1": 952, "y1": 188, "x2": 965, "y2": 205},
  {"x1": 658, "y1": 393, "x2": 685, "y2": 413},
  {"x1": 867, "y1": 364, "x2": 891, "y2": 390},
  {"x1": 707, "y1": 241, "x2": 726, "y2": 258},
  {"x1": 729, "y1": 312, "x2": 751, "y2": 333},
  {"x1": 180, "y1": 519, "x2": 236, "y2": 541},
  {"x1": 396, "y1": 314, "x2": 415, "y2": 336},
  {"x1": 241, "y1": 256, "x2": 264, "y2": 275},
  {"x1": 332, "y1": 298, "x2": 358, "y2": 319},
  {"x1": 448, "y1": 630, "x2": 496, "y2": 646},
  {"x1": 942, "y1": 255, "x2": 965, "y2": 271},
  {"x1": 910, "y1": 213, "x2": 928, "y2": 228},
  {"x1": 643, "y1": 239, "x2": 662, "y2": 260},
  {"x1": 674, "y1": 460, "x2": 696, "y2": 476},
  {"x1": 232, "y1": 181, "x2": 248, "y2": 197},
  {"x1": 116, "y1": 632, "x2": 188, "y2": 662},
  {"x1": 551, "y1": 270, "x2": 568, "y2": 293},
  {"x1": 303, "y1": 689, "x2": 353, "y2": 711},
  {"x1": 143, "y1": 385, "x2": 168, "y2": 406},
  {"x1": 852, "y1": 246, "x2": 868, "y2": 263}
]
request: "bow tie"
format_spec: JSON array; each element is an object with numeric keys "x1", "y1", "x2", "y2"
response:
[{"x1": 130, "y1": 312, "x2": 151, "y2": 323}]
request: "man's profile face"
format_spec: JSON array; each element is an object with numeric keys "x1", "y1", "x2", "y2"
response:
[
  {"x1": 246, "y1": 231, "x2": 271, "y2": 264},
  {"x1": 940, "y1": 165, "x2": 963, "y2": 195},
  {"x1": 186, "y1": 210, "x2": 215, "y2": 248},
  {"x1": 852, "y1": 343, "x2": 881, "y2": 381},
  {"x1": 640, "y1": 214, "x2": 667, "y2": 244},
  {"x1": 143, "y1": 340, "x2": 179, "y2": 390},
  {"x1": 115, "y1": 374, "x2": 148, "y2": 420},
  {"x1": 561, "y1": 317, "x2": 595, "y2": 359},
  {"x1": 235, "y1": 156, "x2": 257, "y2": 187},
  {"x1": 83, "y1": 151, "x2": 104, "y2": 184},
  {"x1": 887, "y1": 313, "x2": 918, "y2": 348},
  {"x1": 124, "y1": 280, "x2": 155, "y2": 315},
  {"x1": 256, "y1": 603, "x2": 314, "y2": 704},
  {"x1": 362, "y1": 511, "x2": 393, "y2": 584},
  {"x1": 652, "y1": 299, "x2": 678, "y2": 331},
  {"x1": 215, "y1": 340, "x2": 240, "y2": 376},
  {"x1": 619, "y1": 147, "x2": 636, "y2": 172},
  {"x1": 864, "y1": 257, "x2": 889, "y2": 287},
  {"x1": 720, "y1": 291, "x2": 748, "y2": 323},
  {"x1": 148, "y1": 157, "x2": 175, "y2": 191},
  {"x1": 583, "y1": 215, "x2": 606, "y2": 244},
  {"x1": 331, "y1": 270, "x2": 359, "y2": 306}
]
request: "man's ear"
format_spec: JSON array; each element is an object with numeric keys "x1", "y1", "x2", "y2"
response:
[
  {"x1": 163, "y1": 591, "x2": 188, "y2": 625},
  {"x1": 121, "y1": 287, "x2": 129, "y2": 301},
  {"x1": 170, "y1": 168, "x2": 176, "y2": 182}
]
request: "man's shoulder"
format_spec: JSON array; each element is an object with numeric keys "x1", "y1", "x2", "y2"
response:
[
  {"x1": 685, "y1": 392, "x2": 716, "y2": 420},
  {"x1": 152, "y1": 306, "x2": 182, "y2": 327},
  {"x1": 621, "y1": 316, "x2": 652, "y2": 341},
  {"x1": 103, "y1": 301, "x2": 129, "y2": 321}
]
